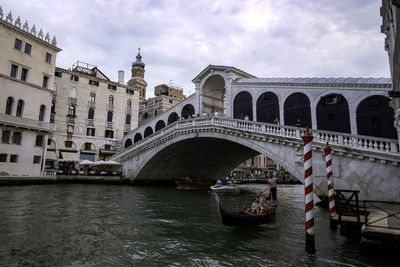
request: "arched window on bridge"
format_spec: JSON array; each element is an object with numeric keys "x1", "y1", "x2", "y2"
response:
[
  {"x1": 316, "y1": 94, "x2": 350, "y2": 133},
  {"x1": 144, "y1": 126, "x2": 153, "y2": 138},
  {"x1": 134, "y1": 133, "x2": 142, "y2": 143},
  {"x1": 233, "y1": 91, "x2": 253, "y2": 120},
  {"x1": 181, "y1": 104, "x2": 195, "y2": 119},
  {"x1": 124, "y1": 138, "x2": 133, "y2": 148},
  {"x1": 356, "y1": 95, "x2": 397, "y2": 139},
  {"x1": 168, "y1": 112, "x2": 179, "y2": 125},
  {"x1": 256, "y1": 92, "x2": 279, "y2": 123},
  {"x1": 155, "y1": 120, "x2": 166, "y2": 132},
  {"x1": 284, "y1": 93, "x2": 311, "y2": 128},
  {"x1": 201, "y1": 75, "x2": 225, "y2": 116}
]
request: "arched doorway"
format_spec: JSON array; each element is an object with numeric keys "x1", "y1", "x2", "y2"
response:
[
  {"x1": 144, "y1": 126, "x2": 153, "y2": 138},
  {"x1": 155, "y1": 120, "x2": 166, "y2": 132},
  {"x1": 124, "y1": 139, "x2": 133, "y2": 148},
  {"x1": 168, "y1": 112, "x2": 179, "y2": 125},
  {"x1": 316, "y1": 94, "x2": 350, "y2": 133},
  {"x1": 256, "y1": 92, "x2": 279, "y2": 123},
  {"x1": 201, "y1": 75, "x2": 225, "y2": 116},
  {"x1": 284, "y1": 93, "x2": 311, "y2": 127},
  {"x1": 233, "y1": 91, "x2": 253, "y2": 120},
  {"x1": 134, "y1": 133, "x2": 142, "y2": 143},
  {"x1": 356, "y1": 95, "x2": 397, "y2": 139},
  {"x1": 181, "y1": 104, "x2": 195, "y2": 119}
]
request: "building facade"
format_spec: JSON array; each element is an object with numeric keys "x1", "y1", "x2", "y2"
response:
[{"x1": 0, "y1": 9, "x2": 61, "y2": 176}]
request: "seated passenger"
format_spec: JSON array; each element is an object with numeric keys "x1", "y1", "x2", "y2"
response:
[{"x1": 251, "y1": 197, "x2": 262, "y2": 215}]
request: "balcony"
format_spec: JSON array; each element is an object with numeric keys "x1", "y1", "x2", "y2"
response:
[
  {"x1": 88, "y1": 101, "x2": 96, "y2": 108},
  {"x1": 124, "y1": 124, "x2": 131, "y2": 132},
  {"x1": 87, "y1": 119, "x2": 94, "y2": 126},
  {"x1": 107, "y1": 104, "x2": 115, "y2": 111},
  {"x1": 0, "y1": 113, "x2": 56, "y2": 132},
  {"x1": 66, "y1": 115, "x2": 75, "y2": 124},
  {"x1": 105, "y1": 121, "x2": 113, "y2": 129},
  {"x1": 69, "y1": 97, "x2": 77, "y2": 105},
  {"x1": 126, "y1": 107, "x2": 132, "y2": 114}
]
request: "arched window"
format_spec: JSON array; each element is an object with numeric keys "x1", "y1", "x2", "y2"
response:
[
  {"x1": 316, "y1": 94, "x2": 350, "y2": 133},
  {"x1": 125, "y1": 114, "x2": 131, "y2": 125},
  {"x1": 155, "y1": 120, "x2": 166, "y2": 131},
  {"x1": 108, "y1": 95, "x2": 114, "y2": 106},
  {"x1": 88, "y1": 108, "x2": 94, "y2": 119},
  {"x1": 127, "y1": 99, "x2": 132, "y2": 108},
  {"x1": 284, "y1": 93, "x2": 311, "y2": 128},
  {"x1": 167, "y1": 112, "x2": 179, "y2": 125},
  {"x1": 181, "y1": 104, "x2": 195, "y2": 119},
  {"x1": 124, "y1": 139, "x2": 133, "y2": 148},
  {"x1": 16, "y1": 100, "x2": 24, "y2": 117},
  {"x1": 39, "y1": 105, "x2": 46, "y2": 121},
  {"x1": 107, "y1": 111, "x2": 113, "y2": 122},
  {"x1": 5, "y1": 97, "x2": 14, "y2": 115},
  {"x1": 134, "y1": 133, "x2": 142, "y2": 143},
  {"x1": 144, "y1": 126, "x2": 153, "y2": 137},
  {"x1": 68, "y1": 105, "x2": 75, "y2": 115},
  {"x1": 233, "y1": 91, "x2": 253, "y2": 120},
  {"x1": 256, "y1": 92, "x2": 279, "y2": 123}
]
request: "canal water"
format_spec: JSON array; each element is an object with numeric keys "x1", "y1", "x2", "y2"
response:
[{"x1": 0, "y1": 184, "x2": 397, "y2": 266}]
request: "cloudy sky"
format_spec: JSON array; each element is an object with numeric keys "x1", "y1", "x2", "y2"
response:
[{"x1": 2, "y1": 0, "x2": 390, "y2": 97}]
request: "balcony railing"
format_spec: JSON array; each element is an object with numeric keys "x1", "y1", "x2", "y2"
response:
[
  {"x1": 87, "y1": 119, "x2": 94, "y2": 126},
  {"x1": 124, "y1": 124, "x2": 131, "y2": 132},
  {"x1": 107, "y1": 104, "x2": 114, "y2": 111},
  {"x1": 69, "y1": 97, "x2": 77, "y2": 105},
  {"x1": 106, "y1": 121, "x2": 113, "y2": 129},
  {"x1": 0, "y1": 113, "x2": 56, "y2": 132},
  {"x1": 88, "y1": 101, "x2": 96, "y2": 108}
]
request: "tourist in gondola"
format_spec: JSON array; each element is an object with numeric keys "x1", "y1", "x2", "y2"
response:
[{"x1": 251, "y1": 196, "x2": 262, "y2": 214}]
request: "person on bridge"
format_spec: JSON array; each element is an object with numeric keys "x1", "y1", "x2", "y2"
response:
[
  {"x1": 296, "y1": 118, "x2": 302, "y2": 127},
  {"x1": 274, "y1": 117, "x2": 280, "y2": 124},
  {"x1": 268, "y1": 173, "x2": 279, "y2": 202}
]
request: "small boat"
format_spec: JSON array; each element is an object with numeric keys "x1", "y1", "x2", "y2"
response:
[
  {"x1": 210, "y1": 184, "x2": 240, "y2": 194},
  {"x1": 218, "y1": 203, "x2": 276, "y2": 226},
  {"x1": 175, "y1": 177, "x2": 211, "y2": 190}
]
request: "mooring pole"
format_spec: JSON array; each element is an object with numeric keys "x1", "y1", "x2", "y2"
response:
[
  {"x1": 302, "y1": 128, "x2": 315, "y2": 253},
  {"x1": 324, "y1": 142, "x2": 337, "y2": 230}
]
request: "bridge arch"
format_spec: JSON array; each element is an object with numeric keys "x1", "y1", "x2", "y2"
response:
[
  {"x1": 181, "y1": 104, "x2": 195, "y2": 119},
  {"x1": 124, "y1": 138, "x2": 133, "y2": 148},
  {"x1": 233, "y1": 91, "x2": 253, "y2": 120},
  {"x1": 316, "y1": 93, "x2": 350, "y2": 133},
  {"x1": 134, "y1": 133, "x2": 143, "y2": 143},
  {"x1": 356, "y1": 95, "x2": 397, "y2": 139},
  {"x1": 284, "y1": 92, "x2": 312, "y2": 127},
  {"x1": 144, "y1": 126, "x2": 154, "y2": 138},
  {"x1": 155, "y1": 120, "x2": 166, "y2": 132},
  {"x1": 256, "y1": 92, "x2": 279, "y2": 123}
]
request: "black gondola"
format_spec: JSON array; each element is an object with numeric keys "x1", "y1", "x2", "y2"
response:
[{"x1": 218, "y1": 203, "x2": 276, "y2": 226}]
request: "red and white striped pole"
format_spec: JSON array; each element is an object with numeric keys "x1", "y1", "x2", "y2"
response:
[
  {"x1": 324, "y1": 143, "x2": 337, "y2": 230},
  {"x1": 302, "y1": 128, "x2": 315, "y2": 253}
]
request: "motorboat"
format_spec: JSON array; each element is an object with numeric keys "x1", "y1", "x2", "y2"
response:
[{"x1": 210, "y1": 183, "x2": 240, "y2": 194}]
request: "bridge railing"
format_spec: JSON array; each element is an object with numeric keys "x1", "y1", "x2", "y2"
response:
[{"x1": 114, "y1": 117, "x2": 399, "y2": 160}]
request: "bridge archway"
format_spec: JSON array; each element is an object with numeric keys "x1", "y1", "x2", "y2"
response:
[
  {"x1": 181, "y1": 104, "x2": 195, "y2": 119},
  {"x1": 144, "y1": 126, "x2": 154, "y2": 138},
  {"x1": 134, "y1": 133, "x2": 142, "y2": 143},
  {"x1": 356, "y1": 95, "x2": 397, "y2": 139},
  {"x1": 155, "y1": 120, "x2": 166, "y2": 132},
  {"x1": 284, "y1": 93, "x2": 311, "y2": 127},
  {"x1": 256, "y1": 92, "x2": 279, "y2": 123},
  {"x1": 168, "y1": 112, "x2": 179, "y2": 125},
  {"x1": 316, "y1": 94, "x2": 350, "y2": 133},
  {"x1": 233, "y1": 91, "x2": 253, "y2": 120},
  {"x1": 201, "y1": 75, "x2": 225, "y2": 116},
  {"x1": 124, "y1": 138, "x2": 133, "y2": 148}
]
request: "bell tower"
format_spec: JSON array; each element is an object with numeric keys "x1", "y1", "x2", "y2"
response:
[{"x1": 127, "y1": 47, "x2": 148, "y2": 101}]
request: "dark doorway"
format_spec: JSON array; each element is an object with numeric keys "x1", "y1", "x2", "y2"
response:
[
  {"x1": 256, "y1": 92, "x2": 279, "y2": 123},
  {"x1": 284, "y1": 93, "x2": 312, "y2": 127},
  {"x1": 124, "y1": 139, "x2": 132, "y2": 148},
  {"x1": 233, "y1": 91, "x2": 253, "y2": 120},
  {"x1": 144, "y1": 127, "x2": 154, "y2": 138},
  {"x1": 134, "y1": 133, "x2": 142, "y2": 143},
  {"x1": 155, "y1": 120, "x2": 166, "y2": 132},
  {"x1": 356, "y1": 95, "x2": 397, "y2": 139},
  {"x1": 316, "y1": 94, "x2": 350, "y2": 133},
  {"x1": 181, "y1": 104, "x2": 195, "y2": 119},
  {"x1": 168, "y1": 112, "x2": 179, "y2": 125}
]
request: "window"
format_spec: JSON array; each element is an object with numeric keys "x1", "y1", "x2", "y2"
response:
[
  {"x1": 35, "y1": 135, "x2": 44, "y2": 146},
  {"x1": 89, "y1": 93, "x2": 96, "y2": 102},
  {"x1": 12, "y1": 132, "x2": 22, "y2": 144},
  {"x1": 5, "y1": 97, "x2": 14, "y2": 115},
  {"x1": 71, "y1": 75, "x2": 79, "y2": 81},
  {"x1": 169, "y1": 99, "x2": 173, "y2": 104},
  {"x1": 104, "y1": 145, "x2": 111, "y2": 150},
  {"x1": 45, "y1": 52, "x2": 52, "y2": 64},
  {"x1": 84, "y1": 143, "x2": 92, "y2": 151},
  {"x1": 14, "y1": 39, "x2": 22, "y2": 50},
  {"x1": 65, "y1": 141, "x2": 73, "y2": 148},
  {"x1": 24, "y1": 43, "x2": 31, "y2": 55},
  {"x1": 108, "y1": 95, "x2": 114, "y2": 106},
  {"x1": 39, "y1": 105, "x2": 46, "y2": 121},
  {"x1": 108, "y1": 84, "x2": 116, "y2": 90},
  {"x1": 88, "y1": 108, "x2": 95, "y2": 119},
  {"x1": 127, "y1": 99, "x2": 132, "y2": 108},
  {"x1": 16, "y1": 100, "x2": 24, "y2": 117},
  {"x1": 154, "y1": 109, "x2": 158, "y2": 117},
  {"x1": 21, "y1": 68, "x2": 29, "y2": 81},
  {"x1": 67, "y1": 125, "x2": 74, "y2": 134},
  {"x1": 42, "y1": 76, "x2": 49, "y2": 88},
  {"x1": 1, "y1": 130, "x2": 11, "y2": 143},
  {"x1": 126, "y1": 89, "x2": 134, "y2": 95},
  {"x1": 10, "y1": 64, "x2": 19, "y2": 78},
  {"x1": 55, "y1": 71, "x2": 62, "y2": 77},
  {"x1": 86, "y1": 128, "x2": 95, "y2": 136},
  {"x1": 125, "y1": 115, "x2": 131, "y2": 125},
  {"x1": 105, "y1": 130, "x2": 114, "y2": 138},
  {"x1": 0, "y1": 154, "x2": 7, "y2": 162},
  {"x1": 10, "y1": 155, "x2": 18, "y2": 163},
  {"x1": 33, "y1": 155, "x2": 41, "y2": 164},
  {"x1": 89, "y1": 80, "x2": 99, "y2": 86},
  {"x1": 107, "y1": 111, "x2": 113, "y2": 122},
  {"x1": 68, "y1": 105, "x2": 76, "y2": 116}
]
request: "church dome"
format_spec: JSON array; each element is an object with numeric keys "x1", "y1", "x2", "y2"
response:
[{"x1": 132, "y1": 48, "x2": 145, "y2": 68}]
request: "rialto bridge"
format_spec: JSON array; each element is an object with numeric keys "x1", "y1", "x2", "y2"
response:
[{"x1": 112, "y1": 65, "x2": 400, "y2": 202}]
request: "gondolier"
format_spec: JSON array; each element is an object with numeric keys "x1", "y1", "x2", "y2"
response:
[{"x1": 268, "y1": 173, "x2": 279, "y2": 202}]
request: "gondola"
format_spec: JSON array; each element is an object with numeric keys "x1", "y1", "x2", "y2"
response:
[{"x1": 218, "y1": 203, "x2": 276, "y2": 226}]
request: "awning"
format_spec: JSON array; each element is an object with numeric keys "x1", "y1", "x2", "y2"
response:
[
  {"x1": 59, "y1": 151, "x2": 80, "y2": 162},
  {"x1": 46, "y1": 150, "x2": 57, "y2": 161},
  {"x1": 80, "y1": 153, "x2": 95, "y2": 162}
]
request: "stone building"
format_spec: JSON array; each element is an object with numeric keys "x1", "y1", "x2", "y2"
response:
[
  {"x1": 0, "y1": 8, "x2": 61, "y2": 176},
  {"x1": 127, "y1": 48, "x2": 147, "y2": 101},
  {"x1": 139, "y1": 83, "x2": 186, "y2": 125},
  {"x1": 48, "y1": 61, "x2": 140, "y2": 168}
]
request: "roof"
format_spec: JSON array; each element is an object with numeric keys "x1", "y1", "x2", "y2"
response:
[
  {"x1": 192, "y1": 65, "x2": 256, "y2": 83},
  {"x1": 234, "y1": 77, "x2": 392, "y2": 86}
]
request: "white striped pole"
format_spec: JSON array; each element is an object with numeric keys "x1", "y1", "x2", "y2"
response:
[
  {"x1": 302, "y1": 128, "x2": 315, "y2": 253},
  {"x1": 324, "y1": 143, "x2": 337, "y2": 230}
]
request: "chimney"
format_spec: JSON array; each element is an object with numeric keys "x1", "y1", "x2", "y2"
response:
[{"x1": 118, "y1": 70, "x2": 124, "y2": 84}]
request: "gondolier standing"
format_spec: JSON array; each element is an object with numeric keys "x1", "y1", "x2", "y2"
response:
[{"x1": 268, "y1": 173, "x2": 278, "y2": 202}]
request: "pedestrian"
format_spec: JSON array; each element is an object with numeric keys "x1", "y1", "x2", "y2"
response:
[
  {"x1": 296, "y1": 118, "x2": 302, "y2": 127},
  {"x1": 244, "y1": 114, "x2": 249, "y2": 121},
  {"x1": 214, "y1": 110, "x2": 219, "y2": 117},
  {"x1": 274, "y1": 117, "x2": 280, "y2": 124}
]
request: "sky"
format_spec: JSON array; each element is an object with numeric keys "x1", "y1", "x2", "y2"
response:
[{"x1": 1, "y1": 0, "x2": 390, "y2": 98}]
